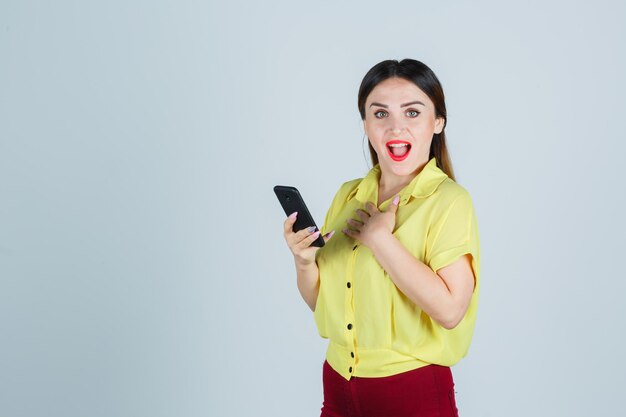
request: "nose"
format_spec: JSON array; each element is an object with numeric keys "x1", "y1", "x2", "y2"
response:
[
  {"x1": 387, "y1": 113, "x2": 406, "y2": 136},
  {"x1": 387, "y1": 112, "x2": 407, "y2": 136}
]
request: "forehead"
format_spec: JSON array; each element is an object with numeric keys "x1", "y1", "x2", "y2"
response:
[{"x1": 366, "y1": 77, "x2": 431, "y2": 107}]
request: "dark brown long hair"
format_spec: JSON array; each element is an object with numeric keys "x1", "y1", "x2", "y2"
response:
[{"x1": 357, "y1": 59, "x2": 456, "y2": 181}]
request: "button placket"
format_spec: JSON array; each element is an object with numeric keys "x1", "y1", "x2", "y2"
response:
[{"x1": 344, "y1": 237, "x2": 358, "y2": 376}]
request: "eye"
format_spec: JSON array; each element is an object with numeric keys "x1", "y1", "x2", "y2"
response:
[
  {"x1": 406, "y1": 110, "x2": 420, "y2": 117},
  {"x1": 374, "y1": 110, "x2": 388, "y2": 118}
]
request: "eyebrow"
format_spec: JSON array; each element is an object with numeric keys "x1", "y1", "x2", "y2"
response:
[{"x1": 369, "y1": 101, "x2": 425, "y2": 108}]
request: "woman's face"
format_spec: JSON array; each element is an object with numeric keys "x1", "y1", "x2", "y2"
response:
[{"x1": 363, "y1": 77, "x2": 445, "y2": 177}]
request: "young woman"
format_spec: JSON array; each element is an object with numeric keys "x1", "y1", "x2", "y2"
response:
[{"x1": 282, "y1": 59, "x2": 480, "y2": 417}]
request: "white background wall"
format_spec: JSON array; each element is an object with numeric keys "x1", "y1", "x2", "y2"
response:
[{"x1": 1, "y1": 1, "x2": 625, "y2": 416}]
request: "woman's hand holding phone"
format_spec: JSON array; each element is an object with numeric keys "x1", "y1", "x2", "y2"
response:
[{"x1": 283, "y1": 211, "x2": 335, "y2": 266}]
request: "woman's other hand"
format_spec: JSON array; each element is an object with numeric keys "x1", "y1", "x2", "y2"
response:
[
  {"x1": 283, "y1": 212, "x2": 335, "y2": 266},
  {"x1": 343, "y1": 195, "x2": 400, "y2": 251}
]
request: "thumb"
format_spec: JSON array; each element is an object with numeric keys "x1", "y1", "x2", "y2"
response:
[
  {"x1": 387, "y1": 195, "x2": 400, "y2": 214},
  {"x1": 322, "y1": 230, "x2": 336, "y2": 242}
]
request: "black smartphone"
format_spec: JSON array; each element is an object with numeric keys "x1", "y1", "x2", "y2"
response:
[{"x1": 274, "y1": 185, "x2": 325, "y2": 247}]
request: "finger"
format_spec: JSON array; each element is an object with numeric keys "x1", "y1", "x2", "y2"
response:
[
  {"x1": 291, "y1": 226, "x2": 318, "y2": 246},
  {"x1": 386, "y1": 195, "x2": 400, "y2": 214},
  {"x1": 322, "y1": 230, "x2": 336, "y2": 242},
  {"x1": 342, "y1": 227, "x2": 359, "y2": 238},
  {"x1": 347, "y1": 218, "x2": 363, "y2": 230},
  {"x1": 355, "y1": 209, "x2": 369, "y2": 222},
  {"x1": 296, "y1": 225, "x2": 318, "y2": 239},
  {"x1": 296, "y1": 230, "x2": 321, "y2": 249},
  {"x1": 365, "y1": 201, "x2": 379, "y2": 215},
  {"x1": 283, "y1": 211, "x2": 298, "y2": 234}
]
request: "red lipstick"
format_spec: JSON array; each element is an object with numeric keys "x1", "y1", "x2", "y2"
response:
[{"x1": 386, "y1": 140, "x2": 412, "y2": 162}]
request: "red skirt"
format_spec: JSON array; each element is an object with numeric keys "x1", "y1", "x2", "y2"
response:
[{"x1": 320, "y1": 360, "x2": 459, "y2": 417}]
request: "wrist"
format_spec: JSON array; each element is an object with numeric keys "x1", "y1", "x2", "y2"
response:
[
  {"x1": 370, "y1": 231, "x2": 395, "y2": 255},
  {"x1": 294, "y1": 257, "x2": 316, "y2": 270}
]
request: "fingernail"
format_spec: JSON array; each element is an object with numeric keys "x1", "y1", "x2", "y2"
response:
[
  {"x1": 289, "y1": 211, "x2": 298, "y2": 219},
  {"x1": 327, "y1": 230, "x2": 335, "y2": 239},
  {"x1": 307, "y1": 226, "x2": 316, "y2": 233},
  {"x1": 312, "y1": 231, "x2": 321, "y2": 238},
  {"x1": 393, "y1": 195, "x2": 400, "y2": 205}
]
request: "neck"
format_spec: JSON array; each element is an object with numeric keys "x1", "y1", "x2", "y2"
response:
[
  {"x1": 379, "y1": 159, "x2": 428, "y2": 192},
  {"x1": 379, "y1": 172, "x2": 413, "y2": 195}
]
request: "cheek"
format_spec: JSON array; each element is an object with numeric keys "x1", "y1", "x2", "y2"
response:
[
  {"x1": 408, "y1": 118, "x2": 436, "y2": 135},
  {"x1": 364, "y1": 123, "x2": 385, "y2": 139}
]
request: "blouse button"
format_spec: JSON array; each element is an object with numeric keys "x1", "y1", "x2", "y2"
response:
[
  {"x1": 352, "y1": 245, "x2": 357, "y2": 251},
  {"x1": 347, "y1": 323, "x2": 352, "y2": 330},
  {"x1": 349, "y1": 367, "x2": 353, "y2": 373},
  {"x1": 347, "y1": 282, "x2": 351, "y2": 288},
  {"x1": 351, "y1": 352, "x2": 354, "y2": 358}
]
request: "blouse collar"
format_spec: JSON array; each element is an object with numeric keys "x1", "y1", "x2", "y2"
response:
[{"x1": 347, "y1": 157, "x2": 449, "y2": 206}]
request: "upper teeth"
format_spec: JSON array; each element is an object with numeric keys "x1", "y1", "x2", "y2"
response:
[{"x1": 389, "y1": 143, "x2": 409, "y2": 147}]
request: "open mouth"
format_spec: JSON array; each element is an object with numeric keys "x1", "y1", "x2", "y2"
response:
[{"x1": 386, "y1": 140, "x2": 412, "y2": 161}]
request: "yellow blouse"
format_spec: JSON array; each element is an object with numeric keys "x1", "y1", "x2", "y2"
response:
[{"x1": 314, "y1": 157, "x2": 481, "y2": 381}]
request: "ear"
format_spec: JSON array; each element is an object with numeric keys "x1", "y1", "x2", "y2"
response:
[{"x1": 434, "y1": 116, "x2": 445, "y2": 134}]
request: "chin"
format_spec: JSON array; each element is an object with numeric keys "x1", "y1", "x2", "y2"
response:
[{"x1": 381, "y1": 159, "x2": 418, "y2": 177}]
